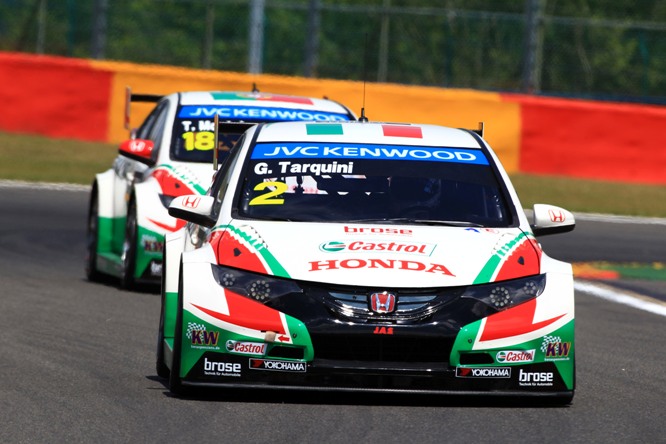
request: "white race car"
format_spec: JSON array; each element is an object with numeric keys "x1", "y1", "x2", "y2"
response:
[
  {"x1": 85, "y1": 89, "x2": 356, "y2": 288},
  {"x1": 158, "y1": 120, "x2": 577, "y2": 403}
]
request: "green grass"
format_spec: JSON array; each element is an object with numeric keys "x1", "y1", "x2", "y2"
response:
[
  {"x1": 1, "y1": 131, "x2": 665, "y2": 218},
  {"x1": 0, "y1": 131, "x2": 117, "y2": 185}
]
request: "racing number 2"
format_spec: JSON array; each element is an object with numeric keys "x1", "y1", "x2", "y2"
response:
[{"x1": 249, "y1": 181, "x2": 288, "y2": 206}]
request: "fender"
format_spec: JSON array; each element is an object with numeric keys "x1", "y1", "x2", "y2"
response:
[
  {"x1": 93, "y1": 168, "x2": 120, "y2": 255},
  {"x1": 162, "y1": 228, "x2": 189, "y2": 341}
]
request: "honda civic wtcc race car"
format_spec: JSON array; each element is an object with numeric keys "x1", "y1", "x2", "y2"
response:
[
  {"x1": 158, "y1": 120, "x2": 576, "y2": 403},
  {"x1": 85, "y1": 89, "x2": 356, "y2": 289}
]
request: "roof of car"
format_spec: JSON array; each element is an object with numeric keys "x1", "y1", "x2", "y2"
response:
[
  {"x1": 172, "y1": 91, "x2": 354, "y2": 115},
  {"x1": 254, "y1": 120, "x2": 482, "y2": 148}
]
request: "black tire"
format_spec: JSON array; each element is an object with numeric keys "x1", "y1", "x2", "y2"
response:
[
  {"x1": 120, "y1": 197, "x2": 138, "y2": 290},
  {"x1": 85, "y1": 187, "x2": 104, "y2": 282},
  {"x1": 155, "y1": 247, "x2": 170, "y2": 379},
  {"x1": 168, "y1": 266, "x2": 188, "y2": 395}
]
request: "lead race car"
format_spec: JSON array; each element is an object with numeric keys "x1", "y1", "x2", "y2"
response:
[
  {"x1": 159, "y1": 120, "x2": 576, "y2": 403},
  {"x1": 85, "y1": 89, "x2": 356, "y2": 289}
]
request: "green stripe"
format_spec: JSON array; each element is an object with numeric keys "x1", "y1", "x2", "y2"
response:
[
  {"x1": 473, "y1": 232, "x2": 529, "y2": 284},
  {"x1": 306, "y1": 123, "x2": 343, "y2": 135},
  {"x1": 159, "y1": 164, "x2": 207, "y2": 195},
  {"x1": 210, "y1": 92, "x2": 251, "y2": 101},
  {"x1": 222, "y1": 224, "x2": 291, "y2": 278}
]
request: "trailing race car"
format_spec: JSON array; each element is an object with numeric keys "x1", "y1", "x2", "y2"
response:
[
  {"x1": 158, "y1": 120, "x2": 576, "y2": 403},
  {"x1": 85, "y1": 89, "x2": 356, "y2": 289}
]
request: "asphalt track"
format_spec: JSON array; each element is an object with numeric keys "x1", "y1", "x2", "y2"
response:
[{"x1": 1, "y1": 183, "x2": 665, "y2": 444}]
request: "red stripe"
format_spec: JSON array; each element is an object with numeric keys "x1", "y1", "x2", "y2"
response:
[
  {"x1": 382, "y1": 125, "x2": 423, "y2": 138},
  {"x1": 192, "y1": 290, "x2": 284, "y2": 333},
  {"x1": 480, "y1": 299, "x2": 565, "y2": 342}
]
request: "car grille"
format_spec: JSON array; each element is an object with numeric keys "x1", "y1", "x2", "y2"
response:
[
  {"x1": 310, "y1": 333, "x2": 454, "y2": 363},
  {"x1": 321, "y1": 287, "x2": 464, "y2": 323}
]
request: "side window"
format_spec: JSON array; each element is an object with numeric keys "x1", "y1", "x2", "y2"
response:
[
  {"x1": 147, "y1": 101, "x2": 169, "y2": 163},
  {"x1": 135, "y1": 102, "x2": 162, "y2": 140},
  {"x1": 210, "y1": 134, "x2": 246, "y2": 217}
]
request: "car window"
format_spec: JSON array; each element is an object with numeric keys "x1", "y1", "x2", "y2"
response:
[
  {"x1": 237, "y1": 141, "x2": 513, "y2": 227},
  {"x1": 147, "y1": 101, "x2": 170, "y2": 162},
  {"x1": 169, "y1": 103, "x2": 353, "y2": 164},
  {"x1": 135, "y1": 101, "x2": 164, "y2": 140},
  {"x1": 209, "y1": 134, "x2": 248, "y2": 218}
]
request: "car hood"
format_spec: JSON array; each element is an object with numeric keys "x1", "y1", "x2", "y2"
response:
[{"x1": 212, "y1": 221, "x2": 542, "y2": 287}]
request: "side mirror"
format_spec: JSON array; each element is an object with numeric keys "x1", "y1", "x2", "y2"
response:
[
  {"x1": 168, "y1": 195, "x2": 216, "y2": 228},
  {"x1": 530, "y1": 204, "x2": 575, "y2": 236},
  {"x1": 119, "y1": 139, "x2": 155, "y2": 166}
]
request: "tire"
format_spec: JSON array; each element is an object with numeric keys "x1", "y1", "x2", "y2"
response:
[
  {"x1": 120, "y1": 197, "x2": 138, "y2": 290},
  {"x1": 168, "y1": 266, "x2": 188, "y2": 395},
  {"x1": 155, "y1": 248, "x2": 170, "y2": 379},
  {"x1": 85, "y1": 187, "x2": 104, "y2": 282}
]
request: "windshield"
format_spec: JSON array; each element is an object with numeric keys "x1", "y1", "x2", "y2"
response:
[
  {"x1": 171, "y1": 105, "x2": 352, "y2": 163},
  {"x1": 236, "y1": 141, "x2": 513, "y2": 227}
]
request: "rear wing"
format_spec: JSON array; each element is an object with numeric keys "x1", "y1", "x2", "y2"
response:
[
  {"x1": 124, "y1": 86, "x2": 162, "y2": 131},
  {"x1": 472, "y1": 122, "x2": 484, "y2": 138}
]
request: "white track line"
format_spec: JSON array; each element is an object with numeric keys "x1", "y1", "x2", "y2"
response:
[
  {"x1": 0, "y1": 179, "x2": 89, "y2": 192},
  {"x1": 575, "y1": 280, "x2": 666, "y2": 317}
]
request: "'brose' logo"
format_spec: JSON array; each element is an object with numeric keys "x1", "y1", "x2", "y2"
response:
[{"x1": 203, "y1": 357, "x2": 241, "y2": 376}]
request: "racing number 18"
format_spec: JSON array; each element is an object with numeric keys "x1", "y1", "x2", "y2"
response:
[{"x1": 182, "y1": 131, "x2": 215, "y2": 151}]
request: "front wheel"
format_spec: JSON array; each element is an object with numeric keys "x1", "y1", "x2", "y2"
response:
[
  {"x1": 168, "y1": 266, "x2": 189, "y2": 395},
  {"x1": 120, "y1": 197, "x2": 138, "y2": 290},
  {"x1": 85, "y1": 188, "x2": 103, "y2": 282},
  {"x1": 156, "y1": 248, "x2": 170, "y2": 379}
]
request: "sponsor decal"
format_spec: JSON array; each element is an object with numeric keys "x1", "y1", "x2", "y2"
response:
[
  {"x1": 518, "y1": 369, "x2": 554, "y2": 387},
  {"x1": 308, "y1": 258, "x2": 454, "y2": 276},
  {"x1": 187, "y1": 323, "x2": 220, "y2": 349},
  {"x1": 127, "y1": 139, "x2": 149, "y2": 152},
  {"x1": 179, "y1": 105, "x2": 349, "y2": 122},
  {"x1": 548, "y1": 209, "x2": 566, "y2": 223},
  {"x1": 253, "y1": 161, "x2": 354, "y2": 176},
  {"x1": 496, "y1": 350, "x2": 536, "y2": 363},
  {"x1": 456, "y1": 367, "x2": 512, "y2": 378},
  {"x1": 183, "y1": 196, "x2": 201, "y2": 209},
  {"x1": 344, "y1": 226, "x2": 412, "y2": 236},
  {"x1": 373, "y1": 326, "x2": 394, "y2": 335},
  {"x1": 251, "y1": 142, "x2": 488, "y2": 165},
  {"x1": 541, "y1": 335, "x2": 572, "y2": 361},
  {"x1": 225, "y1": 340, "x2": 267, "y2": 356},
  {"x1": 370, "y1": 292, "x2": 397, "y2": 314},
  {"x1": 249, "y1": 359, "x2": 307, "y2": 372},
  {"x1": 149, "y1": 261, "x2": 162, "y2": 276},
  {"x1": 319, "y1": 240, "x2": 435, "y2": 255},
  {"x1": 141, "y1": 235, "x2": 163, "y2": 253},
  {"x1": 203, "y1": 357, "x2": 241, "y2": 377}
]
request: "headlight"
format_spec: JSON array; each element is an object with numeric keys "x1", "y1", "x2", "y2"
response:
[
  {"x1": 211, "y1": 264, "x2": 302, "y2": 303},
  {"x1": 461, "y1": 274, "x2": 546, "y2": 311}
]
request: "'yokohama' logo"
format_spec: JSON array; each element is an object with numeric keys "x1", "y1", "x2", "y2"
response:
[
  {"x1": 456, "y1": 367, "x2": 511, "y2": 378},
  {"x1": 249, "y1": 359, "x2": 307, "y2": 372},
  {"x1": 308, "y1": 258, "x2": 454, "y2": 276}
]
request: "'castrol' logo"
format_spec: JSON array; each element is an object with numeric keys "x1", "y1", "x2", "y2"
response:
[
  {"x1": 496, "y1": 350, "x2": 535, "y2": 363},
  {"x1": 226, "y1": 340, "x2": 267, "y2": 356},
  {"x1": 319, "y1": 240, "x2": 435, "y2": 255}
]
